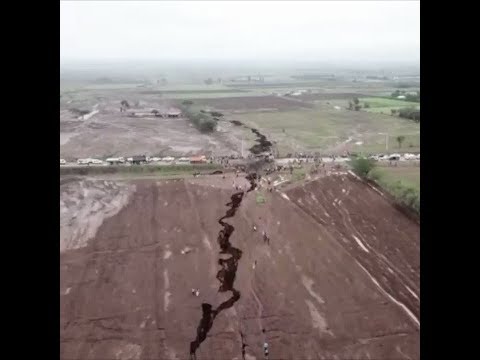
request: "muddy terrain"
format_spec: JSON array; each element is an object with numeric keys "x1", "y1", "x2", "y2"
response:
[{"x1": 60, "y1": 171, "x2": 419, "y2": 360}]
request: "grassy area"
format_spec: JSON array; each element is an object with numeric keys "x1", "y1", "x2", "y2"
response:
[
  {"x1": 360, "y1": 97, "x2": 420, "y2": 115},
  {"x1": 349, "y1": 158, "x2": 420, "y2": 214},
  {"x1": 292, "y1": 168, "x2": 306, "y2": 181},
  {"x1": 256, "y1": 194, "x2": 266, "y2": 204},
  {"x1": 233, "y1": 106, "x2": 420, "y2": 156},
  {"x1": 60, "y1": 163, "x2": 222, "y2": 176},
  {"x1": 373, "y1": 165, "x2": 420, "y2": 192},
  {"x1": 369, "y1": 165, "x2": 420, "y2": 214}
]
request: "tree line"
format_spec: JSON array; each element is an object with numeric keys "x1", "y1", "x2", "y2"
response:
[{"x1": 180, "y1": 100, "x2": 220, "y2": 133}]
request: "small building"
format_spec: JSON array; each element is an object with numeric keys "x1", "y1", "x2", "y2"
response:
[
  {"x1": 167, "y1": 108, "x2": 182, "y2": 118},
  {"x1": 190, "y1": 155, "x2": 207, "y2": 164}
]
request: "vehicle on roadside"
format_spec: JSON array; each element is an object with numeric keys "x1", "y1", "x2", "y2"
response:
[
  {"x1": 90, "y1": 158, "x2": 104, "y2": 165},
  {"x1": 403, "y1": 153, "x2": 416, "y2": 160},
  {"x1": 77, "y1": 158, "x2": 91, "y2": 165},
  {"x1": 77, "y1": 158, "x2": 103, "y2": 165},
  {"x1": 106, "y1": 157, "x2": 125, "y2": 165},
  {"x1": 128, "y1": 155, "x2": 147, "y2": 165},
  {"x1": 60, "y1": 159, "x2": 66, "y2": 165}
]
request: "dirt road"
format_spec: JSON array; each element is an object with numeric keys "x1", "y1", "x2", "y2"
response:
[{"x1": 60, "y1": 173, "x2": 419, "y2": 360}]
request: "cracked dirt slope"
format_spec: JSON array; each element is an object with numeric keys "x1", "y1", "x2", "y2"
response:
[{"x1": 60, "y1": 173, "x2": 419, "y2": 360}]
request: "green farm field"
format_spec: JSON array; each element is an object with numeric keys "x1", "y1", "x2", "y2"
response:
[
  {"x1": 375, "y1": 165, "x2": 420, "y2": 192},
  {"x1": 230, "y1": 105, "x2": 420, "y2": 156},
  {"x1": 360, "y1": 97, "x2": 420, "y2": 115}
]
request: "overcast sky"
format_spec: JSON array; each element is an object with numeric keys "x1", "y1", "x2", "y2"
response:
[{"x1": 60, "y1": 1, "x2": 419, "y2": 65}]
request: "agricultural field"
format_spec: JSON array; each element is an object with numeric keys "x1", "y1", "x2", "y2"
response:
[
  {"x1": 227, "y1": 104, "x2": 420, "y2": 156},
  {"x1": 360, "y1": 97, "x2": 420, "y2": 114}
]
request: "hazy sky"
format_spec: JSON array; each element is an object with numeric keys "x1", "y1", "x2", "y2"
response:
[{"x1": 60, "y1": 1, "x2": 419, "y2": 64}]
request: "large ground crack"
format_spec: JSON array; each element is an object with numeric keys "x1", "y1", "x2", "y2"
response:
[
  {"x1": 230, "y1": 120, "x2": 273, "y2": 155},
  {"x1": 189, "y1": 123, "x2": 271, "y2": 359},
  {"x1": 189, "y1": 174, "x2": 258, "y2": 359}
]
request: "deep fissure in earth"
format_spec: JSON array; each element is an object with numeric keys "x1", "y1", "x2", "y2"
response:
[{"x1": 189, "y1": 123, "x2": 270, "y2": 358}]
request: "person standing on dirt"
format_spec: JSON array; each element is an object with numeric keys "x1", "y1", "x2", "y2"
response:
[
  {"x1": 262, "y1": 231, "x2": 269, "y2": 244},
  {"x1": 263, "y1": 342, "x2": 269, "y2": 359}
]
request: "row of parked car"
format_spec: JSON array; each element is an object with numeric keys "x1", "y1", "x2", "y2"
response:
[
  {"x1": 60, "y1": 155, "x2": 207, "y2": 166},
  {"x1": 368, "y1": 153, "x2": 420, "y2": 161}
]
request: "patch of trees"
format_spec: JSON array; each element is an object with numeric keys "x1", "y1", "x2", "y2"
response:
[
  {"x1": 397, "y1": 107, "x2": 420, "y2": 123},
  {"x1": 396, "y1": 135, "x2": 406, "y2": 148},
  {"x1": 120, "y1": 100, "x2": 130, "y2": 113},
  {"x1": 349, "y1": 157, "x2": 376, "y2": 177},
  {"x1": 348, "y1": 97, "x2": 361, "y2": 111},
  {"x1": 181, "y1": 107, "x2": 217, "y2": 133}
]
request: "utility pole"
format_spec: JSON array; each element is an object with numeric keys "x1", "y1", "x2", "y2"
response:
[
  {"x1": 241, "y1": 135, "x2": 244, "y2": 158},
  {"x1": 379, "y1": 132, "x2": 389, "y2": 152}
]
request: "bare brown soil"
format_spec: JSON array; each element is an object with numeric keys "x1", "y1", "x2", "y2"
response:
[
  {"x1": 60, "y1": 173, "x2": 419, "y2": 360},
  {"x1": 60, "y1": 99, "x2": 245, "y2": 159}
]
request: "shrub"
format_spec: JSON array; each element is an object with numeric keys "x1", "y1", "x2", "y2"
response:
[{"x1": 349, "y1": 157, "x2": 375, "y2": 177}]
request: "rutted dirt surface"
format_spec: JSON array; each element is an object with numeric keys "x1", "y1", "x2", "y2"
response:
[
  {"x1": 285, "y1": 174, "x2": 420, "y2": 324},
  {"x1": 60, "y1": 173, "x2": 419, "y2": 360}
]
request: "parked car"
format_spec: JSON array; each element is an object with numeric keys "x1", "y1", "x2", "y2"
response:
[
  {"x1": 77, "y1": 158, "x2": 91, "y2": 165},
  {"x1": 106, "y1": 157, "x2": 125, "y2": 165},
  {"x1": 60, "y1": 159, "x2": 66, "y2": 165},
  {"x1": 89, "y1": 158, "x2": 103, "y2": 164},
  {"x1": 77, "y1": 158, "x2": 103, "y2": 165}
]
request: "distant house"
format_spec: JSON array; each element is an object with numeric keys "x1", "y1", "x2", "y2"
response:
[
  {"x1": 167, "y1": 108, "x2": 182, "y2": 118},
  {"x1": 190, "y1": 155, "x2": 207, "y2": 164}
]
